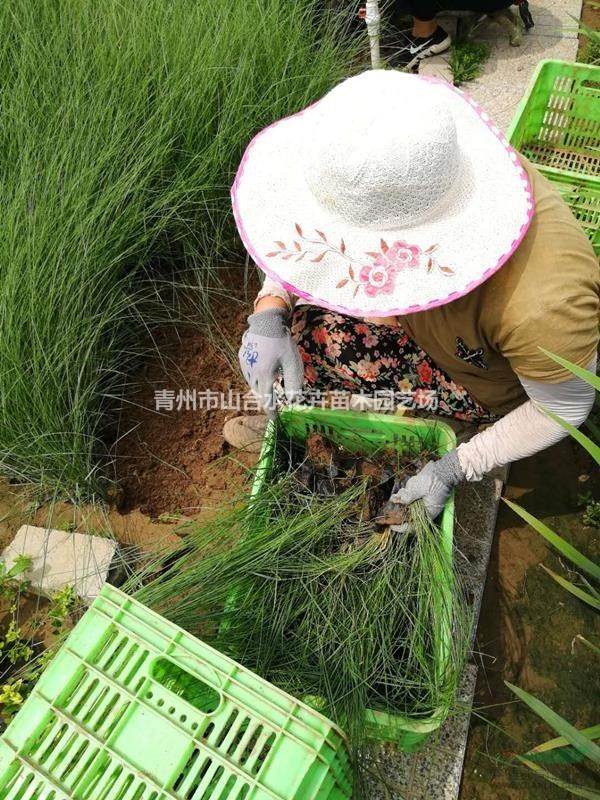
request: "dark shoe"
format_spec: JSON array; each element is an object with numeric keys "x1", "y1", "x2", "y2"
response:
[{"x1": 390, "y1": 26, "x2": 451, "y2": 71}]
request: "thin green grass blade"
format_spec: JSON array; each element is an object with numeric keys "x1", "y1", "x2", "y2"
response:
[
  {"x1": 538, "y1": 349, "x2": 600, "y2": 392},
  {"x1": 503, "y1": 499, "x2": 600, "y2": 582},
  {"x1": 540, "y1": 564, "x2": 600, "y2": 611},
  {"x1": 514, "y1": 756, "x2": 600, "y2": 799},
  {"x1": 506, "y1": 682, "x2": 600, "y2": 765}
]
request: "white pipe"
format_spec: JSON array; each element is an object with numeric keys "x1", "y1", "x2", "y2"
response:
[{"x1": 364, "y1": 0, "x2": 381, "y2": 69}]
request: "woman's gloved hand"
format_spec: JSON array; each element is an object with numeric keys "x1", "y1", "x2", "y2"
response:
[
  {"x1": 238, "y1": 308, "x2": 304, "y2": 416},
  {"x1": 390, "y1": 450, "x2": 464, "y2": 521}
]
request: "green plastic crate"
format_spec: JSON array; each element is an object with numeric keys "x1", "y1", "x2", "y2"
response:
[
  {"x1": 252, "y1": 406, "x2": 457, "y2": 752},
  {"x1": 0, "y1": 584, "x2": 352, "y2": 800},
  {"x1": 507, "y1": 59, "x2": 600, "y2": 253}
]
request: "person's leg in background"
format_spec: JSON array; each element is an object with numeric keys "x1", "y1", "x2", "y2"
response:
[
  {"x1": 389, "y1": 0, "x2": 513, "y2": 70},
  {"x1": 389, "y1": 0, "x2": 452, "y2": 70}
]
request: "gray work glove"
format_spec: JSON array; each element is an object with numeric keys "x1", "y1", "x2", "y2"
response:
[
  {"x1": 238, "y1": 308, "x2": 304, "y2": 416},
  {"x1": 390, "y1": 450, "x2": 464, "y2": 522}
]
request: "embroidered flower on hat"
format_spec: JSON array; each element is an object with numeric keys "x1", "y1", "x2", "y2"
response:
[
  {"x1": 373, "y1": 240, "x2": 421, "y2": 270},
  {"x1": 358, "y1": 262, "x2": 398, "y2": 298},
  {"x1": 266, "y1": 225, "x2": 455, "y2": 300}
]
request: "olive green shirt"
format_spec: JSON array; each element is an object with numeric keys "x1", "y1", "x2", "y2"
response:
[{"x1": 399, "y1": 158, "x2": 600, "y2": 416}]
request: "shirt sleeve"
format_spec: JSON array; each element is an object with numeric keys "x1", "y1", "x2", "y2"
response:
[
  {"x1": 456, "y1": 357, "x2": 596, "y2": 481},
  {"x1": 254, "y1": 275, "x2": 295, "y2": 311}
]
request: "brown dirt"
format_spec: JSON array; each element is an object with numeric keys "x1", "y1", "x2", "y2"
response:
[
  {"x1": 460, "y1": 436, "x2": 600, "y2": 799},
  {"x1": 113, "y1": 285, "x2": 260, "y2": 520}
]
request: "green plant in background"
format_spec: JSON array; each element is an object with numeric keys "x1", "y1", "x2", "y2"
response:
[
  {"x1": 0, "y1": 556, "x2": 77, "y2": 725},
  {"x1": 0, "y1": 0, "x2": 359, "y2": 500},
  {"x1": 0, "y1": 680, "x2": 25, "y2": 723},
  {"x1": 0, "y1": 556, "x2": 32, "y2": 600},
  {"x1": 0, "y1": 648, "x2": 56, "y2": 727},
  {"x1": 48, "y1": 585, "x2": 76, "y2": 636},
  {"x1": 577, "y1": 491, "x2": 600, "y2": 528},
  {"x1": 580, "y1": 16, "x2": 600, "y2": 64},
  {"x1": 505, "y1": 683, "x2": 600, "y2": 798},
  {"x1": 504, "y1": 352, "x2": 600, "y2": 796},
  {"x1": 0, "y1": 618, "x2": 34, "y2": 667},
  {"x1": 449, "y1": 40, "x2": 490, "y2": 86}
]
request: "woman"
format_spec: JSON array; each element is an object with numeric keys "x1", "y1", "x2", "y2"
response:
[{"x1": 228, "y1": 70, "x2": 599, "y2": 521}]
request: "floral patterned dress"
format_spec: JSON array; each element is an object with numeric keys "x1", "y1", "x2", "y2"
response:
[{"x1": 288, "y1": 306, "x2": 498, "y2": 423}]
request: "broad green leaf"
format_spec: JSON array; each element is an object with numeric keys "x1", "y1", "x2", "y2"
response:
[
  {"x1": 540, "y1": 564, "x2": 600, "y2": 611},
  {"x1": 542, "y1": 407, "x2": 600, "y2": 466},
  {"x1": 581, "y1": 576, "x2": 600, "y2": 602},
  {"x1": 503, "y1": 499, "x2": 600, "y2": 582},
  {"x1": 575, "y1": 636, "x2": 600, "y2": 657},
  {"x1": 506, "y1": 682, "x2": 600, "y2": 765},
  {"x1": 515, "y1": 756, "x2": 600, "y2": 799},
  {"x1": 530, "y1": 723, "x2": 600, "y2": 753},
  {"x1": 539, "y1": 349, "x2": 600, "y2": 392},
  {"x1": 584, "y1": 416, "x2": 600, "y2": 443}
]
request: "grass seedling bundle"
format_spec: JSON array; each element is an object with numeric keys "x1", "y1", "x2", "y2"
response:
[
  {"x1": 0, "y1": 0, "x2": 358, "y2": 497},
  {"x1": 133, "y1": 426, "x2": 471, "y2": 785}
]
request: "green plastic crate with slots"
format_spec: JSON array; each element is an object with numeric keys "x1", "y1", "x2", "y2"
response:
[
  {"x1": 0, "y1": 584, "x2": 352, "y2": 800},
  {"x1": 507, "y1": 59, "x2": 600, "y2": 253},
  {"x1": 252, "y1": 406, "x2": 457, "y2": 752}
]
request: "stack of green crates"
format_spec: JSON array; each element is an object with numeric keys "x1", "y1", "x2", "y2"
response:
[
  {"x1": 253, "y1": 406, "x2": 457, "y2": 752},
  {"x1": 0, "y1": 584, "x2": 352, "y2": 800},
  {"x1": 507, "y1": 59, "x2": 600, "y2": 254}
]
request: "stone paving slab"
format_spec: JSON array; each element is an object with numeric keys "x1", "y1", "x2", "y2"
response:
[
  {"x1": 419, "y1": 0, "x2": 582, "y2": 131},
  {"x1": 2, "y1": 524, "x2": 118, "y2": 603},
  {"x1": 364, "y1": 664, "x2": 478, "y2": 799}
]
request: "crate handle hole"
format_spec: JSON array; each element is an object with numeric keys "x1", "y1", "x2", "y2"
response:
[
  {"x1": 582, "y1": 80, "x2": 600, "y2": 91},
  {"x1": 151, "y1": 658, "x2": 222, "y2": 715}
]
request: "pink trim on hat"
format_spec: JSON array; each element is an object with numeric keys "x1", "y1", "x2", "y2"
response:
[{"x1": 231, "y1": 76, "x2": 535, "y2": 318}]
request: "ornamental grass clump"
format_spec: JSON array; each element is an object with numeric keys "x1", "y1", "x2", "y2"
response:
[
  {"x1": 132, "y1": 431, "x2": 471, "y2": 783},
  {"x1": 0, "y1": 0, "x2": 358, "y2": 498}
]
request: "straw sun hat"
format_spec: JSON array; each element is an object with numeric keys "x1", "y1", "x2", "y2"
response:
[{"x1": 231, "y1": 69, "x2": 534, "y2": 318}]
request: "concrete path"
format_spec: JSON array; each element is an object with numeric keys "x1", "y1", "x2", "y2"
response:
[{"x1": 419, "y1": 0, "x2": 583, "y2": 130}]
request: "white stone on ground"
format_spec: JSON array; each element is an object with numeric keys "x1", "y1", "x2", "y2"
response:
[{"x1": 2, "y1": 525, "x2": 118, "y2": 603}]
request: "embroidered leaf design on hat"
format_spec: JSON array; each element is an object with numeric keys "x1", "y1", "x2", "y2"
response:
[{"x1": 264, "y1": 224, "x2": 455, "y2": 299}]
